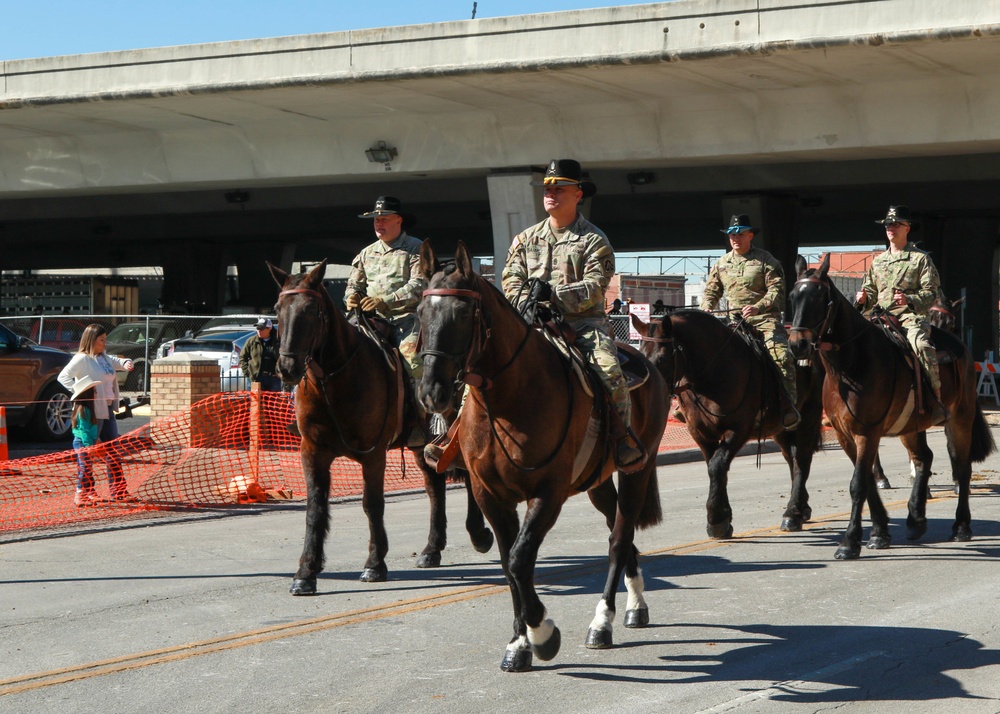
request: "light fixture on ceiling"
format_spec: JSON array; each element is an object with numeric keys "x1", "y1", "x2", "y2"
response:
[
  {"x1": 224, "y1": 190, "x2": 250, "y2": 205},
  {"x1": 626, "y1": 171, "x2": 656, "y2": 189},
  {"x1": 365, "y1": 140, "x2": 398, "y2": 172}
]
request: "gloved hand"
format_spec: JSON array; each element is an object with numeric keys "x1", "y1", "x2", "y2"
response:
[
  {"x1": 534, "y1": 304, "x2": 553, "y2": 324},
  {"x1": 345, "y1": 293, "x2": 361, "y2": 310},
  {"x1": 530, "y1": 279, "x2": 553, "y2": 303},
  {"x1": 360, "y1": 296, "x2": 388, "y2": 313}
]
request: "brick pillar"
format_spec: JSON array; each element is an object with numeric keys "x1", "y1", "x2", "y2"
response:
[{"x1": 150, "y1": 354, "x2": 220, "y2": 419}]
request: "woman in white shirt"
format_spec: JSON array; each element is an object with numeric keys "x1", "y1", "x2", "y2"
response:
[{"x1": 58, "y1": 323, "x2": 135, "y2": 501}]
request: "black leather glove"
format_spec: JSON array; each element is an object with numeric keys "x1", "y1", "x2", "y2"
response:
[
  {"x1": 530, "y1": 279, "x2": 553, "y2": 303},
  {"x1": 535, "y1": 304, "x2": 553, "y2": 324}
]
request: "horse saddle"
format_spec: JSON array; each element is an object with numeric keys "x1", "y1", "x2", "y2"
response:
[
  {"x1": 536, "y1": 319, "x2": 650, "y2": 394},
  {"x1": 870, "y1": 312, "x2": 956, "y2": 366}
]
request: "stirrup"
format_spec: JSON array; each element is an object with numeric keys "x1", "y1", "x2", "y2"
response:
[
  {"x1": 781, "y1": 404, "x2": 801, "y2": 431},
  {"x1": 614, "y1": 428, "x2": 646, "y2": 474}
]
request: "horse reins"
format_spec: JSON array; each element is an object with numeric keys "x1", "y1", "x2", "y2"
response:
[
  {"x1": 420, "y1": 281, "x2": 577, "y2": 472},
  {"x1": 277, "y1": 286, "x2": 393, "y2": 456}
]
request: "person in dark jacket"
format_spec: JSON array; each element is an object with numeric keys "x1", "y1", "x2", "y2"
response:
[{"x1": 240, "y1": 317, "x2": 281, "y2": 391}]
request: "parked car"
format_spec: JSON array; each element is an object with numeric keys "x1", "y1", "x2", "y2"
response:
[
  {"x1": 156, "y1": 315, "x2": 276, "y2": 360},
  {"x1": 28, "y1": 317, "x2": 91, "y2": 352},
  {"x1": 0, "y1": 322, "x2": 73, "y2": 440},
  {"x1": 165, "y1": 330, "x2": 256, "y2": 391},
  {"x1": 105, "y1": 319, "x2": 185, "y2": 391}
]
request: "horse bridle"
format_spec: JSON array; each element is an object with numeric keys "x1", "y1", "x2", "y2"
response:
[
  {"x1": 277, "y1": 287, "x2": 339, "y2": 379},
  {"x1": 419, "y1": 287, "x2": 492, "y2": 388},
  {"x1": 788, "y1": 275, "x2": 839, "y2": 352}
]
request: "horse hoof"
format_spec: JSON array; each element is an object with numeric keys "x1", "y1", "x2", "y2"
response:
[
  {"x1": 780, "y1": 517, "x2": 802, "y2": 532},
  {"x1": 906, "y1": 521, "x2": 928, "y2": 541},
  {"x1": 289, "y1": 578, "x2": 316, "y2": 596},
  {"x1": 532, "y1": 626, "x2": 561, "y2": 661},
  {"x1": 501, "y1": 647, "x2": 533, "y2": 673},
  {"x1": 866, "y1": 535, "x2": 891, "y2": 550},
  {"x1": 951, "y1": 525, "x2": 973, "y2": 542},
  {"x1": 624, "y1": 607, "x2": 649, "y2": 628},
  {"x1": 472, "y1": 529, "x2": 494, "y2": 554},
  {"x1": 876, "y1": 478, "x2": 891, "y2": 490},
  {"x1": 706, "y1": 522, "x2": 734, "y2": 539},
  {"x1": 416, "y1": 551, "x2": 442, "y2": 568},
  {"x1": 834, "y1": 545, "x2": 861, "y2": 560},
  {"x1": 585, "y1": 627, "x2": 612, "y2": 649},
  {"x1": 360, "y1": 565, "x2": 388, "y2": 582}
]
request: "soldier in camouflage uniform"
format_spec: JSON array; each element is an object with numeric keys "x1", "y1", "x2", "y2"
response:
[
  {"x1": 855, "y1": 205, "x2": 944, "y2": 410},
  {"x1": 344, "y1": 196, "x2": 427, "y2": 379},
  {"x1": 501, "y1": 158, "x2": 643, "y2": 471},
  {"x1": 700, "y1": 214, "x2": 800, "y2": 430}
]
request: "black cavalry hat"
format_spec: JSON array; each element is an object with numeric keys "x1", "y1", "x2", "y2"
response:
[
  {"x1": 359, "y1": 195, "x2": 403, "y2": 218},
  {"x1": 530, "y1": 159, "x2": 597, "y2": 199},
  {"x1": 721, "y1": 214, "x2": 757, "y2": 234},
  {"x1": 876, "y1": 205, "x2": 918, "y2": 231}
]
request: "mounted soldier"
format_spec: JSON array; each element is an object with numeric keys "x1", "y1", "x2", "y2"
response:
[{"x1": 855, "y1": 205, "x2": 946, "y2": 420}]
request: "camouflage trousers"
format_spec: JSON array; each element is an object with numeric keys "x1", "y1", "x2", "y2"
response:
[
  {"x1": 388, "y1": 315, "x2": 422, "y2": 381},
  {"x1": 752, "y1": 320, "x2": 797, "y2": 406},
  {"x1": 900, "y1": 313, "x2": 940, "y2": 394},
  {"x1": 574, "y1": 321, "x2": 631, "y2": 427}
]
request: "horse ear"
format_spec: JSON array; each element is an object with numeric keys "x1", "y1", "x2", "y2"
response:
[
  {"x1": 630, "y1": 312, "x2": 649, "y2": 337},
  {"x1": 818, "y1": 252, "x2": 831, "y2": 279},
  {"x1": 455, "y1": 241, "x2": 474, "y2": 278},
  {"x1": 794, "y1": 255, "x2": 808, "y2": 280},
  {"x1": 306, "y1": 259, "x2": 328, "y2": 287},
  {"x1": 419, "y1": 240, "x2": 438, "y2": 280},
  {"x1": 267, "y1": 261, "x2": 289, "y2": 288}
]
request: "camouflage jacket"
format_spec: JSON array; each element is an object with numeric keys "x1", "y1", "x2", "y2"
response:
[
  {"x1": 700, "y1": 246, "x2": 785, "y2": 320},
  {"x1": 859, "y1": 244, "x2": 941, "y2": 317},
  {"x1": 344, "y1": 232, "x2": 427, "y2": 321},
  {"x1": 501, "y1": 214, "x2": 615, "y2": 322}
]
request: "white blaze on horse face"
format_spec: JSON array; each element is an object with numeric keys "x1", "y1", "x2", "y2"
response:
[
  {"x1": 588, "y1": 599, "x2": 615, "y2": 635},
  {"x1": 526, "y1": 608, "x2": 556, "y2": 647}
]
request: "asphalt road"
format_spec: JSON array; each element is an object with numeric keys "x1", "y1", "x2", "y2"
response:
[{"x1": 1, "y1": 427, "x2": 999, "y2": 713}]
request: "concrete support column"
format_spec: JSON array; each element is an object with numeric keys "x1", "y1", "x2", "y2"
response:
[
  {"x1": 232, "y1": 241, "x2": 296, "y2": 312},
  {"x1": 934, "y1": 218, "x2": 999, "y2": 356},
  {"x1": 160, "y1": 241, "x2": 227, "y2": 312},
  {"x1": 722, "y1": 193, "x2": 802, "y2": 289},
  {"x1": 487, "y1": 170, "x2": 544, "y2": 287}
]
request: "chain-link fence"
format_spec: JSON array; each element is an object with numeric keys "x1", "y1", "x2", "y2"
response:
[{"x1": 0, "y1": 314, "x2": 270, "y2": 396}]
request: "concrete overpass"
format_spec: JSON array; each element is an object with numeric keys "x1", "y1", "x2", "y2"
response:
[{"x1": 2, "y1": 0, "x2": 999, "y2": 349}]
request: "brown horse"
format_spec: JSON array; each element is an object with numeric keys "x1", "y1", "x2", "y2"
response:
[
  {"x1": 631, "y1": 309, "x2": 824, "y2": 537},
  {"x1": 268, "y1": 260, "x2": 493, "y2": 594},
  {"x1": 787, "y1": 254, "x2": 995, "y2": 559},
  {"x1": 416, "y1": 241, "x2": 669, "y2": 672}
]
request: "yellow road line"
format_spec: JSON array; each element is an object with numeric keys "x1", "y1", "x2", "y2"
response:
[{"x1": 0, "y1": 488, "x2": 969, "y2": 696}]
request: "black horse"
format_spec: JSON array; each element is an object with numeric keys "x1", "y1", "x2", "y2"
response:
[
  {"x1": 268, "y1": 260, "x2": 493, "y2": 594},
  {"x1": 787, "y1": 254, "x2": 994, "y2": 559},
  {"x1": 632, "y1": 310, "x2": 823, "y2": 537}
]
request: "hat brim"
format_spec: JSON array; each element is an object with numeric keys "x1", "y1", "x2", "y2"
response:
[
  {"x1": 530, "y1": 179, "x2": 597, "y2": 199},
  {"x1": 359, "y1": 209, "x2": 400, "y2": 218},
  {"x1": 721, "y1": 227, "x2": 757, "y2": 234},
  {"x1": 876, "y1": 218, "x2": 920, "y2": 232}
]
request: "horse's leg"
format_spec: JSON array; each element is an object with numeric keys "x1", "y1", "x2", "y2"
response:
[
  {"x1": 460, "y1": 469, "x2": 495, "y2": 554},
  {"x1": 505, "y1": 492, "x2": 564, "y2": 668},
  {"x1": 945, "y1": 420, "x2": 974, "y2": 542},
  {"x1": 775, "y1": 430, "x2": 813, "y2": 531},
  {"x1": 864, "y1": 443, "x2": 892, "y2": 551},
  {"x1": 291, "y1": 445, "x2": 336, "y2": 595},
  {"x1": 359, "y1": 452, "x2": 389, "y2": 582},
  {"x1": 704, "y1": 435, "x2": 739, "y2": 539},
  {"x1": 901, "y1": 431, "x2": 933, "y2": 541},
  {"x1": 835, "y1": 436, "x2": 882, "y2": 559},
  {"x1": 413, "y1": 451, "x2": 447, "y2": 568},
  {"x1": 478, "y1": 496, "x2": 532, "y2": 673},
  {"x1": 873, "y1": 452, "x2": 892, "y2": 490},
  {"x1": 586, "y1": 466, "x2": 652, "y2": 649}
]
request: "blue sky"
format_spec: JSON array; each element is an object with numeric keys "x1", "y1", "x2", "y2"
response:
[{"x1": 5, "y1": 1, "x2": 654, "y2": 61}]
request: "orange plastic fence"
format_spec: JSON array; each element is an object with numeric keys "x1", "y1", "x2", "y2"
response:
[{"x1": 0, "y1": 392, "x2": 704, "y2": 534}]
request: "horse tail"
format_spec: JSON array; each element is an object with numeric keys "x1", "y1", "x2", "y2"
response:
[
  {"x1": 636, "y1": 468, "x2": 663, "y2": 530},
  {"x1": 969, "y1": 404, "x2": 997, "y2": 463}
]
